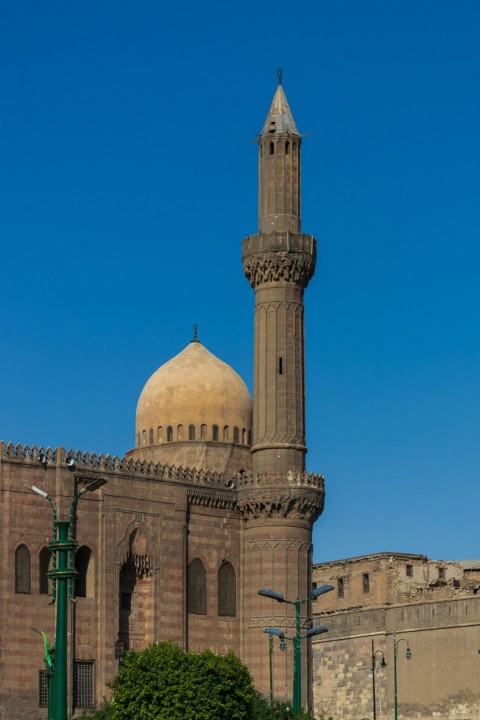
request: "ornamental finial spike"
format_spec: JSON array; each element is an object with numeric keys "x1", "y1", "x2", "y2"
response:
[
  {"x1": 192, "y1": 324, "x2": 199, "y2": 343},
  {"x1": 277, "y1": 68, "x2": 283, "y2": 86}
]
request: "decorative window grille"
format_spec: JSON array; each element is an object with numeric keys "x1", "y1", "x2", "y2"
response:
[
  {"x1": 75, "y1": 546, "x2": 92, "y2": 598},
  {"x1": 337, "y1": 577, "x2": 344, "y2": 598},
  {"x1": 15, "y1": 545, "x2": 31, "y2": 594},
  {"x1": 39, "y1": 670, "x2": 48, "y2": 708},
  {"x1": 39, "y1": 547, "x2": 52, "y2": 594},
  {"x1": 73, "y1": 660, "x2": 95, "y2": 708},
  {"x1": 188, "y1": 558, "x2": 206, "y2": 615},
  {"x1": 121, "y1": 592, "x2": 132, "y2": 612},
  {"x1": 218, "y1": 562, "x2": 236, "y2": 617},
  {"x1": 363, "y1": 573, "x2": 370, "y2": 593}
]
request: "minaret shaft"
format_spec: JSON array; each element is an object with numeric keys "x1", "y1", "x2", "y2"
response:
[
  {"x1": 259, "y1": 135, "x2": 301, "y2": 234},
  {"x1": 251, "y1": 283, "x2": 306, "y2": 474}
]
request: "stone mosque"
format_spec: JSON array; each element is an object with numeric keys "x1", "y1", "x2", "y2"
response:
[
  {"x1": 0, "y1": 77, "x2": 325, "y2": 718},
  {"x1": 2, "y1": 77, "x2": 480, "y2": 720}
]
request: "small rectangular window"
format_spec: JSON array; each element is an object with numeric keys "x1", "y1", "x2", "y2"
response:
[
  {"x1": 278, "y1": 357, "x2": 283, "y2": 375},
  {"x1": 406, "y1": 564, "x2": 413, "y2": 577},
  {"x1": 438, "y1": 567, "x2": 446, "y2": 580},
  {"x1": 363, "y1": 573, "x2": 370, "y2": 593},
  {"x1": 337, "y1": 577, "x2": 344, "y2": 598},
  {"x1": 73, "y1": 661, "x2": 95, "y2": 709}
]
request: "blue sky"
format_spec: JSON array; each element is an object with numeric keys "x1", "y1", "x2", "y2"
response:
[{"x1": 1, "y1": 1, "x2": 479, "y2": 563}]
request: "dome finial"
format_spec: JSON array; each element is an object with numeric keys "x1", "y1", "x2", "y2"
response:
[
  {"x1": 192, "y1": 324, "x2": 199, "y2": 343},
  {"x1": 277, "y1": 68, "x2": 283, "y2": 86}
]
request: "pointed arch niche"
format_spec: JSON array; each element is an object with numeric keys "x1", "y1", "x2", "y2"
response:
[{"x1": 116, "y1": 521, "x2": 155, "y2": 655}]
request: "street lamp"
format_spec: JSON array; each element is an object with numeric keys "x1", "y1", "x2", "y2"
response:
[
  {"x1": 263, "y1": 627, "x2": 285, "y2": 706},
  {"x1": 393, "y1": 632, "x2": 412, "y2": 720},
  {"x1": 258, "y1": 585, "x2": 333, "y2": 712},
  {"x1": 371, "y1": 639, "x2": 387, "y2": 720},
  {"x1": 26, "y1": 477, "x2": 107, "y2": 720}
]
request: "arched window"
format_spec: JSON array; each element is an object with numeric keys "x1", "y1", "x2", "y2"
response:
[
  {"x1": 167, "y1": 426, "x2": 173, "y2": 442},
  {"x1": 242, "y1": 428, "x2": 246, "y2": 444},
  {"x1": 212, "y1": 424, "x2": 219, "y2": 441},
  {"x1": 269, "y1": 142, "x2": 275, "y2": 155},
  {"x1": 223, "y1": 425, "x2": 229, "y2": 442},
  {"x1": 233, "y1": 427, "x2": 240, "y2": 443},
  {"x1": 188, "y1": 558, "x2": 206, "y2": 615},
  {"x1": 201, "y1": 424, "x2": 207, "y2": 440},
  {"x1": 39, "y1": 547, "x2": 52, "y2": 595},
  {"x1": 149, "y1": 428, "x2": 154, "y2": 444},
  {"x1": 142, "y1": 430, "x2": 146, "y2": 446},
  {"x1": 189, "y1": 424, "x2": 195, "y2": 441},
  {"x1": 75, "y1": 546, "x2": 93, "y2": 599},
  {"x1": 15, "y1": 545, "x2": 31, "y2": 594},
  {"x1": 158, "y1": 426, "x2": 163, "y2": 443},
  {"x1": 177, "y1": 424, "x2": 184, "y2": 440},
  {"x1": 285, "y1": 140, "x2": 290, "y2": 155},
  {"x1": 218, "y1": 562, "x2": 236, "y2": 617},
  {"x1": 248, "y1": 430, "x2": 252, "y2": 446}
]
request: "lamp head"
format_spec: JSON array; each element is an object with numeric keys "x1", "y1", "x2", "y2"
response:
[
  {"x1": 263, "y1": 627, "x2": 285, "y2": 639},
  {"x1": 381, "y1": 657, "x2": 387, "y2": 668},
  {"x1": 307, "y1": 625, "x2": 329, "y2": 638},
  {"x1": 258, "y1": 588, "x2": 285, "y2": 603},
  {"x1": 311, "y1": 584, "x2": 334, "y2": 599},
  {"x1": 78, "y1": 478, "x2": 108, "y2": 495},
  {"x1": 38, "y1": 452, "x2": 48, "y2": 467},
  {"x1": 279, "y1": 637, "x2": 287, "y2": 651},
  {"x1": 406, "y1": 646, "x2": 412, "y2": 659},
  {"x1": 24, "y1": 484, "x2": 49, "y2": 499}
]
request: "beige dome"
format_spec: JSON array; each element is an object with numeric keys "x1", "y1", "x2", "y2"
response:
[{"x1": 135, "y1": 340, "x2": 252, "y2": 449}]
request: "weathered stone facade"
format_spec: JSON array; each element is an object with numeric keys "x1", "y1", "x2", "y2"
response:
[{"x1": 311, "y1": 554, "x2": 480, "y2": 720}]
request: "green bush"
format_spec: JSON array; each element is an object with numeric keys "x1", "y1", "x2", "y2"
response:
[
  {"x1": 109, "y1": 641, "x2": 256, "y2": 720},
  {"x1": 73, "y1": 703, "x2": 114, "y2": 719}
]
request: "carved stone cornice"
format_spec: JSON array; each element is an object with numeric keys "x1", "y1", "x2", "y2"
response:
[
  {"x1": 188, "y1": 488, "x2": 237, "y2": 511},
  {"x1": 236, "y1": 471, "x2": 325, "y2": 524},
  {"x1": 242, "y1": 231, "x2": 316, "y2": 289}
]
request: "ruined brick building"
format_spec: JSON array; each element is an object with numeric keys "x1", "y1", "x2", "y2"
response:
[
  {"x1": 0, "y1": 78, "x2": 325, "y2": 718},
  {"x1": 311, "y1": 554, "x2": 480, "y2": 720}
]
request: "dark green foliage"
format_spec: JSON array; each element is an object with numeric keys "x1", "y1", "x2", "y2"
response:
[
  {"x1": 251, "y1": 692, "x2": 316, "y2": 719},
  {"x1": 109, "y1": 641, "x2": 257, "y2": 720},
  {"x1": 73, "y1": 703, "x2": 114, "y2": 719}
]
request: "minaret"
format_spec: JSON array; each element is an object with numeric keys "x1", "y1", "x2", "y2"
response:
[{"x1": 238, "y1": 73, "x2": 325, "y2": 708}]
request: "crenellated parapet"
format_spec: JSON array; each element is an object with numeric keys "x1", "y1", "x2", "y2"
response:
[
  {"x1": 236, "y1": 470, "x2": 325, "y2": 523},
  {"x1": 0, "y1": 441, "x2": 235, "y2": 491},
  {"x1": 242, "y1": 231, "x2": 316, "y2": 289}
]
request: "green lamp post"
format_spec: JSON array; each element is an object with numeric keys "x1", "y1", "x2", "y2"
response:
[
  {"x1": 371, "y1": 639, "x2": 387, "y2": 720},
  {"x1": 393, "y1": 631, "x2": 412, "y2": 720},
  {"x1": 263, "y1": 626, "x2": 286, "y2": 706},
  {"x1": 259, "y1": 584, "x2": 333, "y2": 712},
  {"x1": 26, "y1": 477, "x2": 107, "y2": 720}
]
